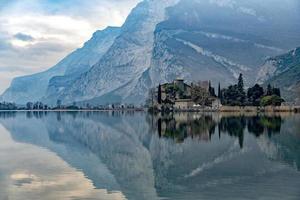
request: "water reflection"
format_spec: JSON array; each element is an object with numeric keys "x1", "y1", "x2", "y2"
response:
[
  {"x1": 152, "y1": 113, "x2": 283, "y2": 148},
  {"x1": 0, "y1": 111, "x2": 299, "y2": 200},
  {"x1": 155, "y1": 114, "x2": 217, "y2": 142}
]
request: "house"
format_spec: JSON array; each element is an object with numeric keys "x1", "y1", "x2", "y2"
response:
[
  {"x1": 159, "y1": 79, "x2": 192, "y2": 103},
  {"x1": 152, "y1": 79, "x2": 220, "y2": 111},
  {"x1": 157, "y1": 79, "x2": 193, "y2": 110},
  {"x1": 211, "y1": 99, "x2": 221, "y2": 109},
  {"x1": 174, "y1": 99, "x2": 194, "y2": 110}
]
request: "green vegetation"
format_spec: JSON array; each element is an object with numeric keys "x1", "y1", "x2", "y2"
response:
[
  {"x1": 221, "y1": 74, "x2": 246, "y2": 106},
  {"x1": 260, "y1": 95, "x2": 284, "y2": 107},
  {"x1": 247, "y1": 84, "x2": 264, "y2": 106},
  {"x1": 221, "y1": 74, "x2": 284, "y2": 107},
  {"x1": 0, "y1": 102, "x2": 17, "y2": 110}
]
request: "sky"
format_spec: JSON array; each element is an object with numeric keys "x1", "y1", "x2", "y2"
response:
[{"x1": 0, "y1": 0, "x2": 141, "y2": 93}]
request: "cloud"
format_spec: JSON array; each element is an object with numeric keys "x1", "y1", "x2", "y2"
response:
[
  {"x1": 208, "y1": 0, "x2": 266, "y2": 20},
  {"x1": 0, "y1": 0, "x2": 141, "y2": 93},
  {"x1": 0, "y1": 32, "x2": 12, "y2": 50},
  {"x1": 0, "y1": 40, "x2": 10, "y2": 50},
  {"x1": 238, "y1": 7, "x2": 257, "y2": 16},
  {"x1": 0, "y1": 66, "x2": 33, "y2": 73},
  {"x1": 209, "y1": 0, "x2": 236, "y2": 8},
  {"x1": 14, "y1": 33, "x2": 34, "y2": 41}
]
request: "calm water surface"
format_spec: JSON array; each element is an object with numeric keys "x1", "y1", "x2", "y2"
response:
[{"x1": 0, "y1": 111, "x2": 299, "y2": 200}]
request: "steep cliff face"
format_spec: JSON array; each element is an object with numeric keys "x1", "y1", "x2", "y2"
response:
[
  {"x1": 258, "y1": 47, "x2": 300, "y2": 103},
  {"x1": 0, "y1": 26, "x2": 120, "y2": 104},
  {"x1": 57, "y1": 0, "x2": 179, "y2": 104},
  {"x1": 43, "y1": 27, "x2": 120, "y2": 104}
]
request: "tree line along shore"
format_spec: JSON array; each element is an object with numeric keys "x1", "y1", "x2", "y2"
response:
[{"x1": 147, "y1": 74, "x2": 300, "y2": 113}]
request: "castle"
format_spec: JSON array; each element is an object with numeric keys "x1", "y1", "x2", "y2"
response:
[{"x1": 153, "y1": 79, "x2": 220, "y2": 111}]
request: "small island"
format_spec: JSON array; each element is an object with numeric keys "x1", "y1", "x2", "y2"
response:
[{"x1": 148, "y1": 74, "x2": 300, "y2": 113}]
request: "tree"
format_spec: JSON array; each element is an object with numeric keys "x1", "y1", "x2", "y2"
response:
[
  {"x1": 208, "y1": 81, "x2": 216, "y2": 97},
  {"x1": 146, "y1": 87, "x2": 156, "y2": 108},
  {"x1": 237, "y1": 73, "x2": 246, "y2": 105},
  {"x1": 57, "y1": 99, "x2": 62, "y2": 108},
  {"x1": 38, "y1": 102, "x2": 44, "y2": 110},
  {"x1": 222, "y1": 85, "x2": 241, "y2": 106},
  {"x1": 272, "y1": 87, "x2": 281, "y2": 97},
  {"x1": 33, "y1": 102, "x2": 39, "y2": 110},
  {"x1": 219, "y1": 74, "x2": 246, "y2": 106},
  {"x1": 26, "y1": 102, "x2": 33, "y2": 110},
  {"x1": 247, "y1": 84, "x2": 264, "y2": 106},
  {"x1": 265, "y1": 84, "x2": 281, "y2": 97},
  {"x1": 238, "y1": 73, "x2": 244, "y2": 93},
  {"x1": 157, "y1": 84, "x2": 162, "y2": 104},
  {"x1": 260, "y1": 95, "x2": 284, "y2": 106},
  {"x1": 191, "y1": 82, "x2": 210, "y2": 106},
  {"x1": 266, "y1": 84, "x2": 273, "y2": 96},
  {"x1": 218, "y1": 82, "x2": 221, "y2": 99}
]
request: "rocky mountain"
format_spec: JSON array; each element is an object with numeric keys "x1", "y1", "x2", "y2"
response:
[
  {"x1": 54, "y1": 0, "x2": 300, "y2": 105},
  {"x1": 0, "y1": 26, "x2": 120, "y2": 104},
  {"x1": 258, "y1": 47, "x2": 300, "y2": 103},
  {"x1": 51, "y1": 0, "x2": 180, "y2": 105},
  {"x1": 2, "y1": 0, "x2": 300, "y2": 105}
]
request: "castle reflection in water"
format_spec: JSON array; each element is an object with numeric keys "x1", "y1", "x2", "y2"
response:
[{"x1": 149, "y1": 112, "x2": 283, "y2": 148}]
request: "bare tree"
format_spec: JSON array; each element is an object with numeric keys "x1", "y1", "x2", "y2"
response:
[
  {"x1": 146, "y1": 87, "x2": 156, "y2": 108},
  {"x1": 191, "y1": 82, "x2": 210, "y2": 107}
]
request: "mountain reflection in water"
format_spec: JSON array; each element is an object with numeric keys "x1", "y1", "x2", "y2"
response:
[{"x1": 0, "y1": 111, "x2": 299, "y2": 200}]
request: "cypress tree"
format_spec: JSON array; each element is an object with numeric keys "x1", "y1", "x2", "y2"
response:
[
  {"x1": 272, "y1": 87, "x2": 281, "y2": 97},
  {"x1": 237, "y1": 73, "x2": 246, "y2": 105},
  {"x1": 157, "y1": 84, "x2": 162, "y2": 104},
  {"x1": 218, "y1": 82, "x2": 221, "y2": 99},
  {"x1": 238, "y1": 73, "x2": 244, "y2": 93},
  {"x1": 267, "y1": 84, "x2": 273, "y2": 96},
  {"x1": 208, "y1": 81, "x2": 216, "y2": 96}
]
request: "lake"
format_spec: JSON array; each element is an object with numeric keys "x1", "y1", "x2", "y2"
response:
[{"x1": 0, "y1": 111, "x2": 299, "y2": 200}]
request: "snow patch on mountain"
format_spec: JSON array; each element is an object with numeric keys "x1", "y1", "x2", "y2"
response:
[
  {"x1": 175, "y1": 38, "x2": 249, "y2": 78},
  {"x1": 195, "y1": 30, "x2": 284, "y2": 53},
  {"x1": 254, "y1": 44, "x2": 283, "y2": 53}
]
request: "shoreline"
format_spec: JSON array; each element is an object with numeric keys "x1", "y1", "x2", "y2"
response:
[
  {"x1": 0, "y1": 106, "x2": 299, "y2": 113},
  {"x1": 151, "y1": 105, "x2": 300, "y2": 113},
  {"x1": 0, "y1": 109, "x2": 145, "y2": 112}
]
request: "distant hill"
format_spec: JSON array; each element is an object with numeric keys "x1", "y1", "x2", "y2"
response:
[{"x1": 0, "y1": 27, "x2": 120, "y2": 104}]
